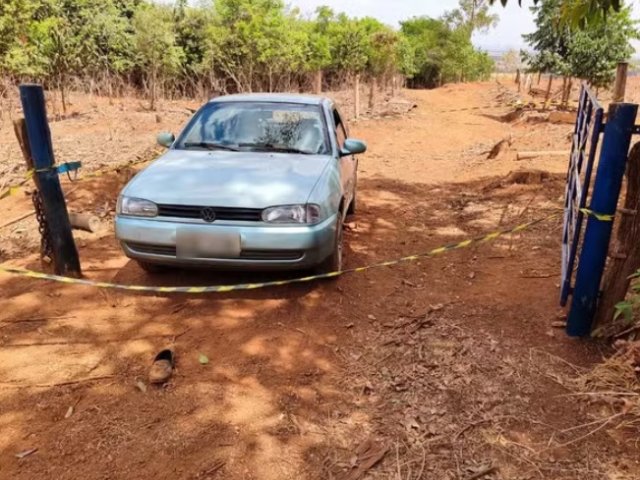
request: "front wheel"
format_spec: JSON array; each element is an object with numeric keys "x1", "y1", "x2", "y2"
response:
[{"x1": 316, "y1": 217, "x2": 344, "y2": 275}]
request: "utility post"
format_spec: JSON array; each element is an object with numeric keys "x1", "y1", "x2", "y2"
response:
[
  {"x1": 613, "y1": 62, "x2": 629, "y2": 103},
  {"x1": 19, "y1": 84, "x2": 81, "y2": 277}
]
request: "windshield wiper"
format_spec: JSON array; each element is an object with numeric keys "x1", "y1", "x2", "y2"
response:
[
  {"x1": 183, "y1": 141, "x2": 240, "y2": 152},
  {"x1": 239, "y1": 143, "x2": 313, "y2": 155}
]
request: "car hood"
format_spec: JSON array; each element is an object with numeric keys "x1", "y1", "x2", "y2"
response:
[{"x1": 124, "y1": 149, "x2": 332, "y2": 208}]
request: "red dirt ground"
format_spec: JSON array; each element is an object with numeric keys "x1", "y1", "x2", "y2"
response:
[{"x1": 1, "y1": 80, "x2": 639, "y2": 479}]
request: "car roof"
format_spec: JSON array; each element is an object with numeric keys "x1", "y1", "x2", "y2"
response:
[{"x1": 209, "y1": 93, "x2": 328, "y2": 106}]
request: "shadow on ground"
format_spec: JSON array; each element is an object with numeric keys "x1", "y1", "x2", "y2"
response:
[{"x1": 1, "y1": 172, "x2": 636, "y2": 480}]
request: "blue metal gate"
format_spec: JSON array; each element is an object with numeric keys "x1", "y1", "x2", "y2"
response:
[
  {"x1": 560, "y1": 86, "x2": 604, "y2": 307},
  {"x1": 561, "y1": 85, "x2": 638, "y2": 336}
]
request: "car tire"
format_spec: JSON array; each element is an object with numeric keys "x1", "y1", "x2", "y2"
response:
[
  {"x1": 136, "y1": 261, "x2": 166, "y2": 273},
  {"x1": 317, "y1": 217, "x2": 344, "y2": 275}
]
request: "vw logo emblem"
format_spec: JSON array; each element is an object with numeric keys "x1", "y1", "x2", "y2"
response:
[{"x1": 201, "y1": 207, "x2": 216, "y2": 223}]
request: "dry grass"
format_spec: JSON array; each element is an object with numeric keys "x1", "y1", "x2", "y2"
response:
[{"x1": 576, "y1": 341, "x2": 640, "y2": 431}]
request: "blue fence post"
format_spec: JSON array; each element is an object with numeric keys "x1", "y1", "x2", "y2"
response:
[
  {"x1": 567, "y1": 102, "x2": 638, "y2": 336},
  {"x1": 19, "y1": 84, "x2": 81, "y2": 277}
]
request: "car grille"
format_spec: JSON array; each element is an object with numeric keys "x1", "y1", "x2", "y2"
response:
[
  {"x1": 240, "y1": 250, "x2": 303, "y2": 261},
  {"x1": 125, "y1": 242, "x2": 303, "y2": 261},
  {"x1": 156, "y1": 204, "x2": 263, "y2": 222},
  {"x1": 126, "y1": 242, "x2": 176, "y2": 256}
]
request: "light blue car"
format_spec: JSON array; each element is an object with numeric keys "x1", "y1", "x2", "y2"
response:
[{"x1": 115, "y1": 93, "x2": 367, "y2": 273}]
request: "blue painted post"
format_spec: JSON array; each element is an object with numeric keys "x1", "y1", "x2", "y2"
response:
[
  {"x1": 19, "y1": 84, "x2": 81, "y2": 276},
  {"x1": 567, "y1": 102, "x2": 638, "y2": 336}
]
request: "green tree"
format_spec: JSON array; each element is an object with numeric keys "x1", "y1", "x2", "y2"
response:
[
  {"x1": 0, "y1": 0, "x2": 494, "y2": 101},
  {"x1": 523, "y1": 0, "x2": 637, "y2": 88},
  {"x1": 401, "y1": 15, "x2": 493, "y2": 87},
  {"x1": 500, "y1": 49, "x2": 521, "y2": 72},
  {"x1": 444, "y1": 0, "x2": 499, "y2": 36},
  {"x1": 566, "y1": 7, "x2": 638, "y2": 87},
  {"x1": 489, "y1": 0, "x2": 623, "y2": 26},
  {"x1": 203, "y1": 0, "x2": 306, "y2": 92},
  {"x1": 326, "y1": 14, "x2": 370, "y2": 78},
  {"x1": 174, "y1": 0, "x2": 211, "y2": 95},
  {"x1": 132, "y1": 3, "x2": 183, "y2": 109}
]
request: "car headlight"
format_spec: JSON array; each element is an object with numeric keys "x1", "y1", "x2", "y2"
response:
[
  {"x1": 261, "y1": 204, "x2": 322, "y2": 224},
  {"x1": 117, "y1": 196, "x2": 158, "y2": 217}
]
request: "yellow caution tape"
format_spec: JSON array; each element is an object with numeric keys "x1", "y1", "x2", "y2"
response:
[
  {"x1": 580, "y1": 208, "x2": 615, "y2": 222},
  {"x1": 0, "y1": 214, "x2": 556, "y2": 294},
  {"x1": 0, "y1": 151, "x2": 160, "y2": 200},
  {"x1": 0, "y1": 185, "x2": 24, "y2": 201}
]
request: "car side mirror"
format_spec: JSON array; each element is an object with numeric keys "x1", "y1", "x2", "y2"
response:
[
  {"x1": 157, "y1": 132, "x2": 175, "y2": 148},
  {"x1": 340, "y1": 138, "x2": 367, "y2": 156}
]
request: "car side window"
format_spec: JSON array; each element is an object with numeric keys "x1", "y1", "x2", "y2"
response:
[{"x1": 333, "y1": 109, "x2": 347, "y2": 149}]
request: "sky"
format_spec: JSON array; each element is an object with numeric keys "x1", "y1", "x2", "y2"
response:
[{"x1": 290, "y1": 0, "x2": 640, "y2": 53}]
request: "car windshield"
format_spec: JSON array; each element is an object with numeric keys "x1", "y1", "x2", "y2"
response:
[{"x1": 176, "y1": 101, "x2": 329, "y2": 155}]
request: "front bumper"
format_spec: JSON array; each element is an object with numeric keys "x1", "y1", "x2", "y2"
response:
[{"x1": 115, "y1": 214, "x2": 337, "y2": 270}]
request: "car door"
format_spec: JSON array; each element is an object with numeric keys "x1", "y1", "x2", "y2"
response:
[{"x1": 332, "y1": 107, "x2": 356, "y2": 213}]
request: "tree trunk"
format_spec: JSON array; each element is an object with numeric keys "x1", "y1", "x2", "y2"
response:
[
  {"x1": 368, "y1": 77, "x2": 376, "y2": 110},
  {"x1": 314, "y1": 70, "x2": 322, "y2": 94},
  {"x1": 353, "y1": 74, "x2": 360, "y2": 119},
  {"x1": 561, "y1": 76, "x2": 568, "y2": 106},
  {"x1": 564, "y1": 77, "x2": 573, "y2": 107},
  {"x1": 107, "y1": 70, "x2": 114, "y2": 106},
  {"x1": 537, "y1": 71, "x2": 542, "y2": 85},
  {"x1": 59, "y1": 74, "x2": 67, "y2": 115},
  {"x1": 544, "y1": 74, "x2": 553, "y2": 104},
  {"x1": 594, "y1": 142, "x2": 640, "y2": 330},
  {"x1": 150, "y1": 66, "x2": 157, "y2": 111}
]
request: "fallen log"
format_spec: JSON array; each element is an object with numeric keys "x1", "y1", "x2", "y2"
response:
[
  {"x1": 517, "y1": 150, "x2": 570, "y2": 161},
  {"x1": 549, "y1": 110, "x2": 577, "y2": 124},
  {"x1": 69, "y1": 212, "x2": 102, "y2": 233}
]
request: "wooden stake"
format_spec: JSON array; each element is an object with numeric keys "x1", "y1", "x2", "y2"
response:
[
  {"x1": 314, "y1": 70, "x2": 322, "y2": 95},
  {"x1": 613, "y1": 62, "x2": 628, "y2": 103},
  {"x1": 13, "y1": 119, "x2": 33, "y2": 169},
  {"x1": 595, "y1": 142, "x2": 640, "y2": 328}
]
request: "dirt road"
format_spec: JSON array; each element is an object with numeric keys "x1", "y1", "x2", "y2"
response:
[{"x1": 1, "y1": 82, "x2": 638, "y2": 479}]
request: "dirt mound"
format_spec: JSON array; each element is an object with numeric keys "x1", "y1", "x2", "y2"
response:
[
  {"x1": 487, "y1": 136, "x2": 513, "y2": 159},
  {"x1": 482, "y1": 169, "x2": 556, "y2": 193},
  {"x1": 504, "y1": 169, "x2": 552, "y2": 184}
]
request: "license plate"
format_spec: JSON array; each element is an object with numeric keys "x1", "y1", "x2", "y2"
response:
[{"x1": 176, "y1": 228, "x2": 240, "y2": 259}]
